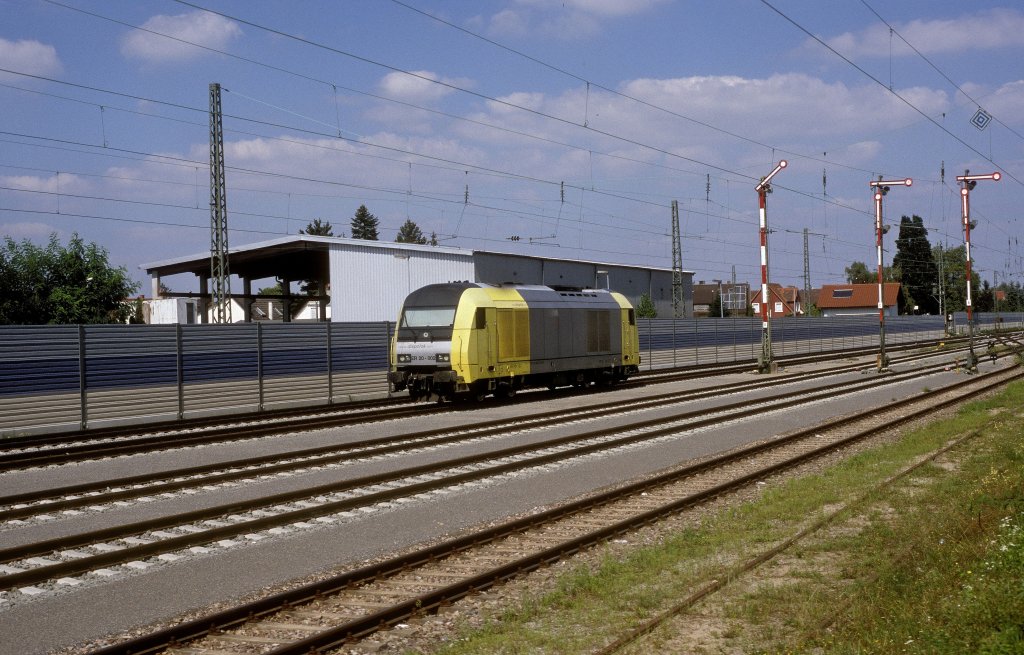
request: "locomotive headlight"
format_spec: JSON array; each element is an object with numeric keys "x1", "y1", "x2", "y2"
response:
[
  {"x1": 397, "y1": 354, "x2": 411, "y2": 363},
  {"x1": 435, "y1": 353, "x2": 450, "y2": 363}
]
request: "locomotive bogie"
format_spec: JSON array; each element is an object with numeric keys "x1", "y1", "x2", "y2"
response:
[{"x1": 390, "y1": 282, "x2": 639, "y2": 401}]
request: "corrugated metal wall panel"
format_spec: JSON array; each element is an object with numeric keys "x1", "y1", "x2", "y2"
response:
[
  {"x1": 181, "y1": 380, "x2": 260, "y2": 418},
  {"x1": 84, "y1": 325, "x2": 178, "y2": 427},
  {"x1": 0, "y1": 392, "x2": 81, "y2": 437},
  {"x1": 85, "y1": 386, "x2": 179, "y2": 427},
  {"x1": 0, "y1": 315, "x2": 1000, "y2": 436},
  {"x1": 0, "y1": 326, "x2": 82, "y2": 436},
  {"x1": 180, "y1": 324, "x2": 259, "y2": 416},
  {"x1": 330, "y1": 322, "x2": 391, "y2": 400},
  {"x1": 263, "y1": 374, "x2": 328, "y2": 409},
  {"x1": 261, "y1": 322, "x2": 329, "y2": 408},
  {"x1": 329, "y1": 244, "x2": 474, "y2": 322},
  {"x1": 475, "y1": 253, "x2": 544, "y2": 286},
  {"x1": 331, "y1": 371, "x2": 390, "y2": 401}
]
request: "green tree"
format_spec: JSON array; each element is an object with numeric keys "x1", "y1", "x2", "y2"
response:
[
  {"x1": 297, "y1": 218, "x2": 333, "y2": 295},
  {"x1": 636, "y1": 292, "x2": 656, "y2": 318},
  {"x1": 976, "y1": 279, "x2": 994, "y2": 312},
  {"x1": 893, "y1": 215, "x2": 938, "y2": 314},
  {"x1": 395, "y1": 219, "x2": 427, "y2": 244},
  {"x1": 257, "y1": 281, "x2": 284, "y2": 295},
  {"x1": 350, "y1": 205, "x2": 379, "y2": 240},
  {"x1": 0, "y1": 233, "x2": 139, "y2": 325},
  {"x1": 708, "y1": 291, "x2": 723, "y2": 318},
  {"x1": 299, "y1": 218, "x2": 334, "y2": 236},
  {"x1": 845, "y1": 261, "x2": 872, "y2": 284},
  {"x1": 933, "y1": 244, "x2": 978, "y2": 313}
]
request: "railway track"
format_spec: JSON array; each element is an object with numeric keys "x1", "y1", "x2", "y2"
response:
[
  {"x1": 0, "y1": 351, "x2": 975, "y2": 595},
  {"x1": 0, "y1": 338, "x2": 971, "y2": 471},
  {"x1": 81, "y1": 364, "x2": 1021, "y2": 655},
  {"x1": 592, "y1": 423, "x2": 986, "y2": 655},
  {"x1": 0, "y1": 345, "x2": 965, "y2": 517}
]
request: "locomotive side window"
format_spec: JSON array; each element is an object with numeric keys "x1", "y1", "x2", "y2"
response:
[
  {"x1": 401, "y1": 307, "x2": 456, "y2": 328},
  {"x1": 627, "y1": 309, "x2": 636, "y2": 326},
  {"x1": 474, "y1": 307, "x2": 486, "y2": 329}
]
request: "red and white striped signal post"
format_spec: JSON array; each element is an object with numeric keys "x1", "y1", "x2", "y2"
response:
[
  {"x1": 868, "y1": 175, "x2": 912, "y2": 373},
  {"x1": 956, "y1": 169, "x2": 1001, "y2": 371},
  {"x1": 755, "y1": 160, "x2": 787, "y2": 373}
]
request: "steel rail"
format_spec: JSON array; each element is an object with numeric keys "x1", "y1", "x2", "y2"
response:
[
  {"x1": 0, "y1": 336, "x2": 968, "y2": 469},
  {"x1": 0, "y1": 401, "x2": 439, "y2": 471},
  {"x1": 592, "y1": 424, "x2": 987, "y2": 655},
  {"x1": 89, "y1": 366, "x2": 1023, "y2": 655},
  {"x1": 0, "y1": 347, "x2": 953, "y2": 515},
  {"x1": 0, "y1": 359, "x2": 965, "y2": 589}
]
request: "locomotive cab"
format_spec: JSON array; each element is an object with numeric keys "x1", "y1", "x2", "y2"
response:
[{"x1": 389, "y1": 282, "x2": 469, "y2": 401}]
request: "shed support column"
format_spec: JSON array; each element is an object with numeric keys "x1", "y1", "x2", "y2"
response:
[
  {"x1": 199, "y1": 274, "x2": 210, "y2": 324},
  {"x1": 281, "y1": 278, "x2": 291, "y2": 323},
  {"x1": 243, "y1": 278, "x2": 253, "y2": 323},
  {"x1": 152, "y1": 275, "x2": 162, "y2": 299},
  {"x1": 319, "y1": 280, "x2": 327, "y2": 321}
]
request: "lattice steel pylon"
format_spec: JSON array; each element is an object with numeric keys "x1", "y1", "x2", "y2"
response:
[
  {"x1": 209, "y1": 82, "x2": 232, "y2": 323},
  {"x1": 803, "y1": 227, "x2": 810, "y2": 308},
  {"x1": 671, "y1": 199, "x2": 683, "y2": 318}
]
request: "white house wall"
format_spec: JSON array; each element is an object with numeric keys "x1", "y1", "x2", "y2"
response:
[{"x1": 328, "y1": 244, "x2": 474, "y2": 322}]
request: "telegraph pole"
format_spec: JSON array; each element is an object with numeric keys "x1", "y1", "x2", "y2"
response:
[
  {"x1": 956, "y1": 169, "x2": 1001, "y2": 371},
  {"x1": 868, "y1": 175, "x2": 912, "y2": 372},
  {"x1": 802, "y1": 228, "x2": 810, "y2": 310},
  {"x1": 209, "y1": 82, "x2": 232, "y2": 324},
  {"x1": 755, "y1": 160, "x2": 787, "y2": 373}
]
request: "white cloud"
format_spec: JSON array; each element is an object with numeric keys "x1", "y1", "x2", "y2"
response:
[
  {"x1": 488, "y1": 0, "x2": 666, "y2": 40},
  {"x1": 2, "y1": 174, "x2": 85, "y2": 194},
  {"x1": 617, "y1": 73, "x2": 949, "y2": 140},
  {"x1": 488, "y1": 9, "x2": 530, "y2": 38},
  {"x1": 377, "y1": 70, "x2": 473, "y2": 105},
  {"x1": 824, "y1": 8, "x2": 1024, "y2": 57},
  {"x1": 120, "y1": 11, "x2": 242, "y2": 62},
  {"x1": 0, "y1": 38, "x2": 61, "y2": 78},
  {"x1": 515, "y1": 0, "x2": 667, "y2": 18},
  {"x1": 980, "y1": 80, "x2": 1024, "y2": 127}
]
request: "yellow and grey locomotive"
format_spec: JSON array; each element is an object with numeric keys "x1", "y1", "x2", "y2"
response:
[{"x1": 389, "y1": 282, "x2": 640, "y2": 401}]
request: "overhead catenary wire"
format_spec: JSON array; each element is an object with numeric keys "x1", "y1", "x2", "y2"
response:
[
  {"x1": 34, "y1": 1, "x2": 937, "y2": 222},
  {"x1": 759, "y1": 0, "x2": 1022, "y2": 188},
  {"x1": 858, "y1": 0, "x2": 1024, "y2": 144},
  {"x1": 8, "y1": 2, "x2": 1019, "y2": 285}
]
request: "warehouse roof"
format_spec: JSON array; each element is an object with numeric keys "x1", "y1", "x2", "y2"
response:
[{"x1": 141, "y1": 235, "x2": 681, "y2": 282}]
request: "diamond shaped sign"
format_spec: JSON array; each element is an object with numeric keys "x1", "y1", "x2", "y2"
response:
[{"x1": 971, "y1": 108, "x2": 992, "y2": 131}]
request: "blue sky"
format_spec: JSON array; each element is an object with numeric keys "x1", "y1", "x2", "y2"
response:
[{"x1": 1, "y1": 0, "x2": 1022, "y2": 293}]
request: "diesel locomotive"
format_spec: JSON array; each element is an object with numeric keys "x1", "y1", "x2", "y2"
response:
[{"x1": 389, "y1": 282, "x2": 640, "y2": 401}]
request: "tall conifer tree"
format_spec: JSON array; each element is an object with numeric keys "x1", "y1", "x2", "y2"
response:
[{"x1": 350, "y1": 205, "x2": 380, "y2": 240}]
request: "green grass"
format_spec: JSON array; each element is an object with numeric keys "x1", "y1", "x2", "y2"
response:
[{"x1": 427, "y1": 381, "x2": 1024, "y2": 655}]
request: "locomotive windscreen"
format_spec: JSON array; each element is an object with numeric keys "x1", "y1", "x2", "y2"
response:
[{"x1": 401, "y1": 307, "x2": 456, "y2": 328}]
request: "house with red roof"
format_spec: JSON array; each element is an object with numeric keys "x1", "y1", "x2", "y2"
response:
[
  {"x1": 750, "y1": 283, "x2": 801, "y2": 317},
  {"x1": 816, "y1": 283, "x2": 901, "y2": 317}
]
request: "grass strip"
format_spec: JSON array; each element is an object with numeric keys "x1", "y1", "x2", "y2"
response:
[{"x1": 427, "y1": 381, "x2": 1024, "y2": 654}]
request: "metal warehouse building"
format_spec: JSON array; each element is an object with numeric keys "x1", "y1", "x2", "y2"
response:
[{"x1": 142, "y1": 235, "x2": 693, "y2": 323}]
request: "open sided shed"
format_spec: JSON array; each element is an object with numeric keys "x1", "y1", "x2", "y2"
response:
[{"x1": 141, "y1": 236, "x2": 692, "y2": 322}]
